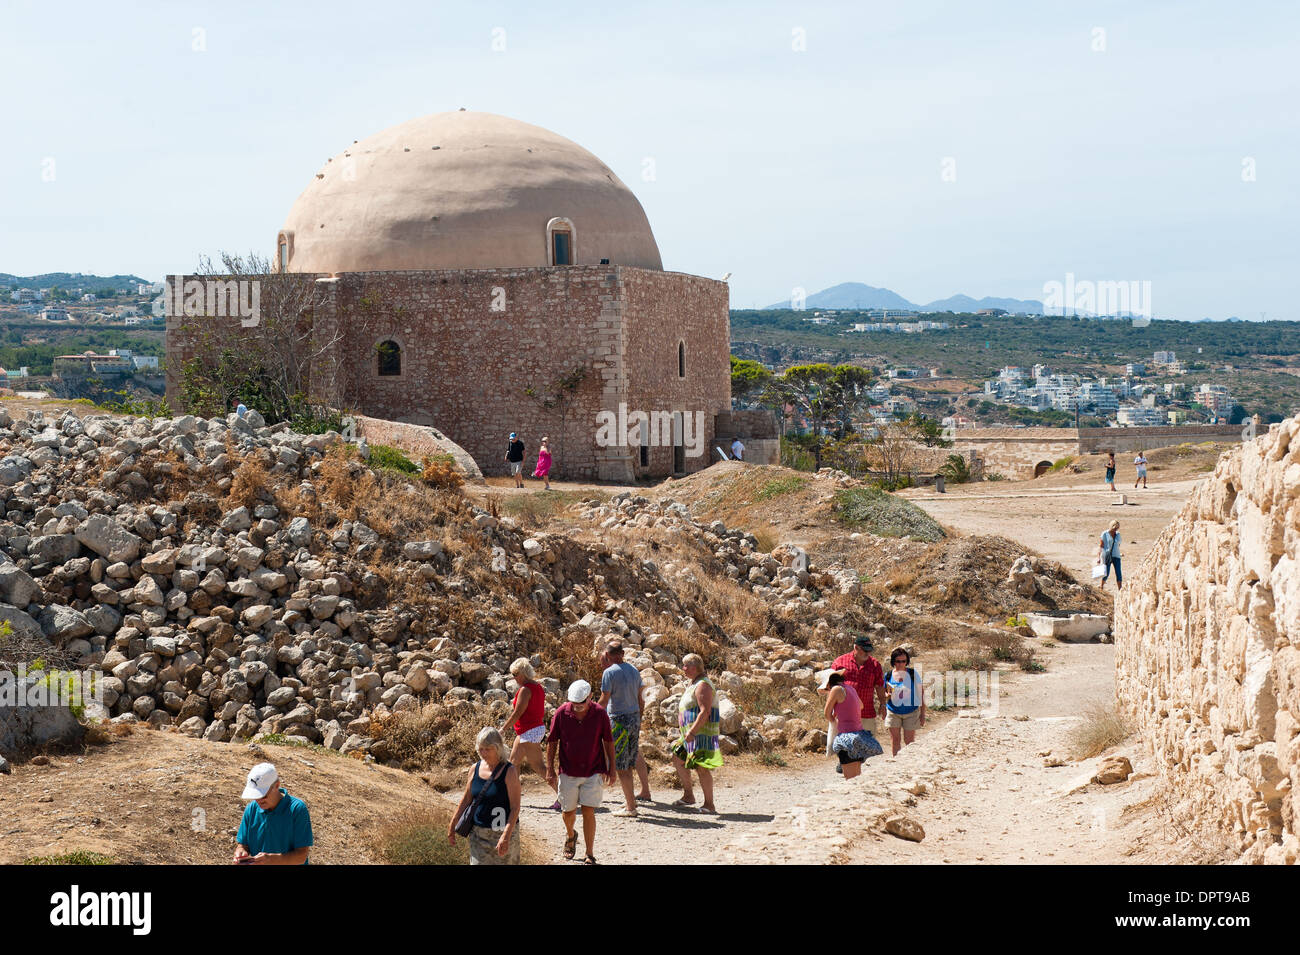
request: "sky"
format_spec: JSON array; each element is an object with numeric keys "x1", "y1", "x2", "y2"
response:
[{"x1": 2, "y1": 0, "x2": 1297, "y2": 320}]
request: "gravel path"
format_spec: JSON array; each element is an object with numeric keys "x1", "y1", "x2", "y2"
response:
[{"x1": 521, "y1": 641, "x2": 1191, "y2": 865}]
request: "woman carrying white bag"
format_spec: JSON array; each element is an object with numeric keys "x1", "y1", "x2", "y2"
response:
[{"x1": 817, "y1": 669, "x2": 882, "y2": 778}]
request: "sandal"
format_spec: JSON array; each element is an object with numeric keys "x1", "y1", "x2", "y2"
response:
[
  {"x1": 670, "y1": 798, "x2": 697, "y2": 810},
  {"x1": 583, "y1": 854, "x2": 598, "y2": 865},
  {"x1": 563, "y1": 831, "x2": 577, "y2": 860},
  {"x1": 549, "y1": 799, "x2": 562, "y2": 811}
]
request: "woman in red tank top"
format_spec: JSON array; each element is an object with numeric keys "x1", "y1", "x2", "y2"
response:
[{"x1": 505, "y1": 658, "x2": 558, "y2": 806}]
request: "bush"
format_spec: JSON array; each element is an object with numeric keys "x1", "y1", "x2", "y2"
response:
[
  {"x1": 368, "y1": 444, "x2": 419, "y2": 475},
  {"x1": 1048, "y1": 456, "x2": 1075, "y2": 473},
  {"x1": 422, "y1": 454, "x2": 465, "y2": 491},
  {"x1": 1068, "y1": 702, "x2": 1132, "y2": 758},
  {"x1": 832, "y1": 486, "x2": 945, "y2": 542},
  {"x1": 373, "y1": 808, "x2": 468, "y2": 865}
]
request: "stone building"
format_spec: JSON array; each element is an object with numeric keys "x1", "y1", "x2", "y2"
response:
[{"x1": 167, "y1": 110, "x2": 742, "y2": 480}]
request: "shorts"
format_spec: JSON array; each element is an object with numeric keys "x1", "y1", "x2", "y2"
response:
[
  {"x1": 516, "y1": 724, "x2": 545, "y2": 744},
  {"x1": 558, "y1": 773, "x2": 604, "y2": 811},
  {"x1": 509, "y1": 461, "x2": 523, "y2": 475},
  {"x1": 1136, "y1": 468, "x2": 1147, "y2": 478},
  {"x1": 832, "y1": 730, "x2": 882, "y2": 763},
  {"x1": 468, "y1": 824, "x2": 520, "y2": 865},
  {"x1": 611, "y1": 711, "x2": 641, "y2": 770},
  {"x1": 886, "y1": 709, "x2": 921, "y2": 732}
]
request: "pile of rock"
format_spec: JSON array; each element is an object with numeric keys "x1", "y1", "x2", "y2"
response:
[{"x1": 579, "y1": 492, "x2": 863, "y2": 608}]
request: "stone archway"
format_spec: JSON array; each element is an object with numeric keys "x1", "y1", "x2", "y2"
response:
[{"x1": 1033, "y1": 460, "x2": 1053, "y2": 478}]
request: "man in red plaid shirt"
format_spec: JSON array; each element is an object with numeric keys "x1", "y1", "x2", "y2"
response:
[{"x1": 832, "y1": 634, "x2": 888, "y2": 730}]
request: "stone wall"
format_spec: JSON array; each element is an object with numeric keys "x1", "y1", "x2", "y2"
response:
[
  {"x1": 165, "y1": 266, "x2": 730, "y2": 481},
  {"x1": 1114, "y1": 415, "x2": 1300, "y2": 864},
  {"x1": 1078, "y1": 423, "x2": 1243, "y2": 453}
]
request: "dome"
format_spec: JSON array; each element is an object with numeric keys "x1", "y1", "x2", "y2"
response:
[{"x1": 277, "y1": 111, "x2": 663, "y2": 273}]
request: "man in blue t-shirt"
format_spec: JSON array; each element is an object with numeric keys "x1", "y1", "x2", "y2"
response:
[
  {"x1": 598, "y1": 640, "x2": 651, "y2": 814},
  {"x1": 233, "y1": 762, "x2": 313, "y2": 865}
]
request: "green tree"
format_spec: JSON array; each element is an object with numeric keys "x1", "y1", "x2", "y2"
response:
[{"x1": 729, "y1": 356, "x2": 772, "y2": 407}]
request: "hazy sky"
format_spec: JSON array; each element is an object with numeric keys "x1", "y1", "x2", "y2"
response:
[{"x1": 2, "y1": 0, "x2": 1296, "y2": 319}]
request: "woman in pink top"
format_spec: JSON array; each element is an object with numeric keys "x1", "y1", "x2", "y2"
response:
[
  {"x1": 532, "y1": 436, "x2": 552, "y2": 490},
  {"x1": 819, "y1": 670, "x2": 882, "y2": 778}
]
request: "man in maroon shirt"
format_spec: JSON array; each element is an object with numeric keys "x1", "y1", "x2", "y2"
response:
[
  {"x1": 546, "y1": 679, "x2": 616, "y2": 864},
  {"x1": 832, "y1": 635, "x2": 888, "y2": 730}
]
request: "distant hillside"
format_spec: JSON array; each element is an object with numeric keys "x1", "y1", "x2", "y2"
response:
[
  {"x1": 0, "y1": 272, "x2": 153, "y2": 294},
  {"x1": 768, "y1": 281, "x2": 1043, "y2": 314}
]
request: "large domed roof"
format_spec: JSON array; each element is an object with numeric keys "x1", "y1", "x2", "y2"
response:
[{"x1": 278, "y1": 111, "x2": 662, "y2": 273}]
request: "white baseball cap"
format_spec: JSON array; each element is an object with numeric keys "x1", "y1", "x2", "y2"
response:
[
  {"x1": 567, "y1": 679, "x2": 592, "y2": 703},
  {"x1": 241, "y1": 762, "x2": 279, "y2": 800}
]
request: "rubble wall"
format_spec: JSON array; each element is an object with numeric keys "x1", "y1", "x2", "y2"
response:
[{"x1": 1114, "y1": 415, "x2": 1300, "y2": 863}]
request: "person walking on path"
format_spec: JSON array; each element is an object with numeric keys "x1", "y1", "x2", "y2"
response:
[
  {"x1": 598, "y1": 640, "x2": 651, "y2": 815},
  {"x1": 884, "y1": 647, "x2": 926, "y2": 756},
  {"x1": 671, "y1": 654, "x2": 723, "y2": 813},
  {"x1": 532, "y1": 436, "x2": 552, "y2": 490},
  {"x1": 1104, "y1": 451, "x2": 1117, "y2": 493},
  {"x1": 546, "y1": 680, "x2": 615, "y2": 864},
  {"x1": 818, "y1": 670, "x2": 882, "y2": 778},
  {"x1": 1099, "y1": 520, "x2": 1123, "y2": 590},
  {"x1": 504, "y1": 658, "x2": 558, "y2": 809},
  {"x1": 448, "y1": 727, "x2": 522, "y2": 864},
  {"x1": 1133, "y1": 450, "x2": 1149, "y2": 489},
  {"x1": 233, "y1": 762, "x2": 313, "y2": 865},
  {"x1": 831, "y1": 635, "x2": 889, "y2": 734},
  {"x1": 505, "y1": 432, "x2": 526, "y2": 488}
]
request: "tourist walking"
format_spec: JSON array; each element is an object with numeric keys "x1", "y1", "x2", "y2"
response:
[
  {"x1": 1133, "y1": 451, "x2": 1148, "y2": 489},
  {"x1": 533, "y1": 436, "x2": 552, "y2": 490},
  {"x1": 671, "y1": 653, "x2": 723, "y2": 812},
  {"x1": 598, "y1": 640, "x2": 651, "y2": 815},
  {"x1": 448, "y1": 727, "x2": 522, "y2": 864},
  {"x1": 1104, "y1": 451, "x2": 1116, "y2": 492},
  {"x1": 831, "y1": 634, "x2": 888, "y2": 733},
  {"x1": 233, "y1": 762, "x2": 313, "y2": 865},
  {"x1": 546, "y1": 680, "x2": 615, "y2": 864},
  {"x1": 505, "y1": 431, "x2": 526, "y2": 488},
  {"x1": 730, "y1": 436, "x2": 745, "y2": 461},
  {"x1": 504, "y1": 658, "x2": 558, "y2": 809},
  {"x1": 1099, "y1": 520, "x2": 1123, "y2": 590},
  {"x1": 884, "y1": 647, "x2": 926, "y2": 756},
  {"x1": 818, "y1": 670, "x2": 882, "y2": 778}
]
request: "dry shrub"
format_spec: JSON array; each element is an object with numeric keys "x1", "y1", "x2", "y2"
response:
[
  {"x1": 1069, "y1": 701, "x2": 1133, "y2": 759},
  {"x1": 372, "y1": 806, "x2": 547, "y2": 865},
  {"x1": 228, "y1": 453, "x2": 272, "y2": 509},
  {"x1": 422, "y1": 455, "x2": 464, "y2": 491},
  {"x1": 371, "y1": 700, "x2": 509, "y2": 769}
]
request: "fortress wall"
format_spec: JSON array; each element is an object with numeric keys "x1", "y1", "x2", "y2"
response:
[{"x1": 1114, "y1": 416, "x2": 1300, "y2": 863}]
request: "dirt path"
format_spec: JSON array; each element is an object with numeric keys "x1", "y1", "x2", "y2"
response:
[
  {"x1": 520, "y1": 641, "x2": 1212, "y2": 865},
  {"x1": 900, "y1": 479, "x2": 1199, "y2": 582}
]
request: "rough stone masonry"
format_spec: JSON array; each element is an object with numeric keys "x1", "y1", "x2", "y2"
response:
[{"x1": 1115, "y1": 413, "x2": 1299, "y2": 864}]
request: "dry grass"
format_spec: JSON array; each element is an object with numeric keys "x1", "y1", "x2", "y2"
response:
[
  {"x1": 227, "y1": 453, "x2": 273, "y2": 509},
  {"x1": 370, "y1": 701, "x2": 513, "y2": 769},
  {"x1": 371, "y1": 805, "x2": 547, "y2": 865},
  {"x1": 421, "y1": 454, "x2": 465, "y2": 491},
  {"x1": 1068, "y1": 701, "x2": 1133, "y2": 759}
]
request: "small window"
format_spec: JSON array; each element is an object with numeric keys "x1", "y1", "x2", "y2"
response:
[
  {"x1": 279, "y1": 241, "x2": 288, "y2": 271},
  {"x1": 640, "y1": 444, "x2": 649, "y2": 468},
  {"x1": 553, "y1": 231, "x2": 572, "y2": 266},
  {"x1": 377, "y1": 340, "x2": 401, "y2": 376},
  {"x1": 678, "y1": 341, "x2": 686, "y2": 378}
]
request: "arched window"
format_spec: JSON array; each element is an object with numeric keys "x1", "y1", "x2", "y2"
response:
[
  {"x1": 377, "y1": 339, "x2": 401, "y2": 376},
  {"x1": 546, "y1": 217, "x2": 576, "y2": 266},
  {"x1": 276, "y1": 231, "x2": 294, "y2": 272},
  {"x1": 678, "y1": 341, "x2": 686, "y2": 378}
]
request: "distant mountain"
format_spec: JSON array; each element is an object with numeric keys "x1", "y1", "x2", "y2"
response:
[
  {"x1": 770, "y1": 282, "x2": 917, "y2": 310},
  {"x1": 767, "y1": 281, "x2": 1043, "y2": 314},
  {"x1": 921, "y1": 293, "x2": 1044, "y2": 314},
  {"x1": 0, "y1": 272, "x2": 153, "y2": 294}
]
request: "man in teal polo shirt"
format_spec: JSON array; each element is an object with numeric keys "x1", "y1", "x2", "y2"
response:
[{"x1": 233, "y1": 762, "x2": 313, "y2": 865}]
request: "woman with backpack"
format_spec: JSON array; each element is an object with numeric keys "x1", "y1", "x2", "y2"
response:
[{"x1": 884, "y1": 647, "x2": 926, "y2": 756}]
